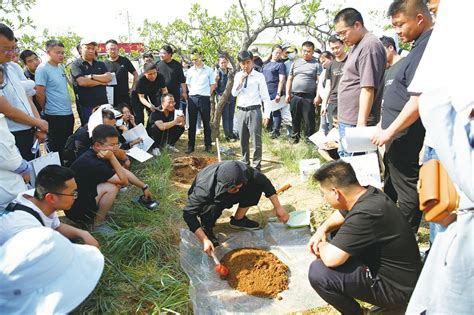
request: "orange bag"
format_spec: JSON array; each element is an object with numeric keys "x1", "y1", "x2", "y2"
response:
[{"x1": 418, "y1": 159, "x2": 459, "y2": 223}]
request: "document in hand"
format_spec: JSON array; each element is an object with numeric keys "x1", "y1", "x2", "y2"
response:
[
  {"x1": 126, "y1": 146, "x2": 153, "y2": 163},
  {"x1": 341, "y1": 126, "x2": 377, "y2": 153},
  {"x1": 122, "y1": 123, "x2": 154, "y2": 152}
]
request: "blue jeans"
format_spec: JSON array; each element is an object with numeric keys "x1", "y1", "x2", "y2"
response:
[
  {"x1": 422, "y1": 145, "x2": 446, "y2": 244},
  {"x1": 271, "y1": 110, "x2": 282, "y2": 131},
  {"x1": 338, "y1": 122, "x2": 356, "y2": 158},
  {"x1": 218, "y1": 94, "x2": 236, "y2": 138}
]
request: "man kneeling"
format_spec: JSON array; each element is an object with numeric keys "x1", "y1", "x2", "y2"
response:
[
  {"x1": 148, "y1": 93, "x2": 185, "y2": 155},
  {"x1": 308, "y1": 160, "x2": 421, "y2": 314},
  {"x1": 183, "y1": 160, "x2": 289, "y2": 254},
  {"x1": 67, "y1": 124, "x2": 155, "y2": 232}
]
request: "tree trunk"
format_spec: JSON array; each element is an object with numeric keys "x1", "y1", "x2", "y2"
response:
[{"x1": 210, "y1": 71, "x2": 235, "y2": 140}]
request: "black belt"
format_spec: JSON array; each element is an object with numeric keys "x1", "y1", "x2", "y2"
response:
[
  {"x1": 237, "y1": 105, "x2": 261, "y2": 111},
  {"x1": 292, "y1": 92, "x2": 315, "y2": 97},
  {"x1": 11, "y1": 127, "x2": 36, "y2": 135}
]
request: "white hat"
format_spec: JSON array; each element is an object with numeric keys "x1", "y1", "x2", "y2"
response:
[
  {"x1": 80, "y1": 37, "x2": 98, "y2": 46},
  {"x1": 0, "y1": 227, "x2": 104, "y2": 314}
]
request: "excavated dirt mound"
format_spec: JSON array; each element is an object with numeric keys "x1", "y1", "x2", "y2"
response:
[
  {"x1": 220, "y1": 248, "x2": 289, "y2": 299},
  {"x1": 172, "y1": 156, "x2": 217, "y2": 185}
]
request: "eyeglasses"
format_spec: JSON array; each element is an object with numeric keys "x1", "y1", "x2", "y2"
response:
[
  {"x1": 0, "y1": 46, "x2": 20, "y2": 55},
  {"x1": 50, "y1": 191, "x2": 78, "y2": 199},
  {"x1": 100, "y1": 142, "x2": 120, "y2": 148}
]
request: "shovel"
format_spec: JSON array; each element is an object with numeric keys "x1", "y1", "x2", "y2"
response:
[{"x1": 211, "y1": 251, "x2": 229, "y2": 277}]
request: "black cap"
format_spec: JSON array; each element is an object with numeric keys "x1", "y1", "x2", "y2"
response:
[{"x1": 237, "y1": 50, "x2": 253, "y2": 62}]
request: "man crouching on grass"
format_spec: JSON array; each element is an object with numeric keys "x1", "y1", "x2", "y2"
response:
[
  {"x1": 183, "y1": 160, "x2": 289, "y2": 254},
  {"x1": 307, "y1": 160, "x2": 421, "y2": 314}
]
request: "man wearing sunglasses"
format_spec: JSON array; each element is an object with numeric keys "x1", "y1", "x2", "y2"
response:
[{"x1": 0, "y1": 165, "x2": 99, "y2": 248}]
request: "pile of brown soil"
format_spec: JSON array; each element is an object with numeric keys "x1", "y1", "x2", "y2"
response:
[
  {"x1": 172, "y1": 156, "x2": 217, "y2": 185},
  {"x1": 220, "y1": 248, "x2": 289, "y2": 299}
]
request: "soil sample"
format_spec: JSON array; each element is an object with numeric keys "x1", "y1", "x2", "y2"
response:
[
  {"x1": 220, "y1": 248, "x2": 289, "y2": 299},
  {"x1": 172, "y1": 156, "x2": 217, "y2": 185}
]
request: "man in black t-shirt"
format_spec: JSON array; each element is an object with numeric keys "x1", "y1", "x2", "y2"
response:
[
  {"x1": 67, "y1": 125, "x2": 155, "y2": 229},
  {"x1": 104, "y1": 39, "x2": 138, "y2": 107},
  {"x1": 130, "y1": 62, "x2": 168, "y2": 126},
  {"x1": 148, "y1": 94, "x2": 184, "y2": 154},
  {"x1": 71, "y1": 38, "x2": 112, "y2": 125},
  {"x1": 308, "y1": 160, "x2": 421, "y2": 314},
  {"x1": 372, "y1": 3, "x2": 434, "y2": 233},
  {"x1": 67, "y1": 125, "x2": 127, "y2": 226},
  {"x1": 156, "y1": 45, "x2": 187, "y2": 109}
]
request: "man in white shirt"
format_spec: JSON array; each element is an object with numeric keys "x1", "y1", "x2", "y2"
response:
[
  {"x1": 185, "y1": 50, "x2": 216, "y2": 154},
  {"x1": 0, "y1": 165, "x2": 99, "y2": 247},
  {"x1": 232, "y1": 51, "x2": 271, "y2": 171}
]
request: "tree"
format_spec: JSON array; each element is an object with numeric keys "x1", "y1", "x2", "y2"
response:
[
  {"x1": 0, "y1": 0, "x2": 36, "y2": 31},
  {"x1": 141, "y1": 0, "x2": 333, "y2": 140}
]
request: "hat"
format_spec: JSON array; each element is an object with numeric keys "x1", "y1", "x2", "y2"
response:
[
  {"x1": 237, "y1": 50, "x2": 253, "y2": 62},
  {"x1": 285, "y1": 44, "x2": 296, "y2": 53},
  {"x1": 80, "y1": 37, "x2": 98, "y2": 46},
  {"x1": 249, "y1": 47, "x2": 260, "y2": 57},
  {"x1": 281, "y1": 42, "x2": 291, "y2": 50},
  {"x1": 0, "y1": 227, "x2": 104, "y2": 314}
]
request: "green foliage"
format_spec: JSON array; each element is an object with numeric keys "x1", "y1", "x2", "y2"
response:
[{"x1": 0, "y1": 0, "x2": 36, "y2": 31}]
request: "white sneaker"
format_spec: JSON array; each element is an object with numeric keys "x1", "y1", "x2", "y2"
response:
[
  {"x1": 152, "y1": 148, "x2": 161, "y2": 156},
  {"x1": 166, "y1": 144, "x2": 180, "y2": 153}
]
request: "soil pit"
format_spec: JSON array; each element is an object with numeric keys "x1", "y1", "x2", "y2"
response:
[
  {"x1": 172, "y1": 156, "x2": 217, "y2": 185},
  {"x1": 220, "y1": 248, "x2": 289, "y2": 299}
]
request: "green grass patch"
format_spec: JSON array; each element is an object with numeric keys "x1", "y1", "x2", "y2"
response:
[
  {"x1": 263, "y1": 132, "x2": 322, "y2": 174},
  {"x1": 76, "y1": 152, "x2": 192, "y2": 314}
]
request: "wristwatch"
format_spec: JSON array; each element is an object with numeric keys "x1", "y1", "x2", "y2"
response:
[
  {"x1": 142, "y1": 184, "x2": 149, "y2": 191},
  {"x1": 276, "y1": 92, "x2": 281, "y2": 97}
]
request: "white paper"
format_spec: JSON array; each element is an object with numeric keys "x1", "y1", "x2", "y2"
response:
[
  {"x1": 126, "y1": 146, "x2": 153, "y2": 163},
  {"x1": 342, "y1": 126, "x2": 377, "y2": 153},
  {"x1": 122, "y1": 123, "x2": 154, "y2": 152},
  {"x1": 107, "y1": 72, "x2": 117, "y2": 86},
  {"x1": 106, "y1": 86, "x2": 114, "y2": 105},
  {"x1": 309, "y1": 128, "x2": 340, "y2": 150},
  {"x1": 342, "y1": 152, "x2": 382, "y2": 188},
  {"x1": 174, "y1": 109, "x2": 184, "y2": 118}
]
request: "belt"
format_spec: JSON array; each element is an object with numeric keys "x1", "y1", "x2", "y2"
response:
[
  {"x1": 237, "y1": 105, "x2": 261, "y2": 111},
  {"x1": 11, "y1": 127, "x2": 36, "y2": 135},
  {"x1": 292, "y1": 92, "x2": 315, "y2": 97}
]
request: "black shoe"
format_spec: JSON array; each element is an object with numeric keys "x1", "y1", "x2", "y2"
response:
[
  {"x1": 229, "y1": 215, "x2": 260, "y2": 230},
  {"x1": 225, "y1": 136, "x2": 231, "y2": 142},
  {"x1": 271, "y1": 130, "x2": 280, "y2": 139},
  {"x1": 202, "y1": 226, "x2": 220, "y2": 247},
  {"x1": 137, "y1": 195, "x2": 159, "y2": 210},
  {"x1": 291, "y1": 137, "x2": 299, "y2": 144},
  {"x1": 205, "y1": 145, "x2": 212, "y2": 153},
  {"x1": 185, "y1": 147, "x2": 194, "y2": 154}
]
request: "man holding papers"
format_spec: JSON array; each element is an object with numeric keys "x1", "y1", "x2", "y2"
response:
[{"x1": 148, "y1": 93, "x2": 185, "y2": 155}]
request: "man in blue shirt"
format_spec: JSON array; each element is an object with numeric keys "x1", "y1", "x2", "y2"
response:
[
  {"x1": 215, "y1": 56, "x2": 236, "y2": 141},
  {"x1": 35, "y1": 39, "x2": 74, "y2": 159},
  {"x1": 262, "y1": 45, "x2": 286, "y2": 139},
  {"x1": 185, "y1": 50, "x2": 216, "y2": 154}
]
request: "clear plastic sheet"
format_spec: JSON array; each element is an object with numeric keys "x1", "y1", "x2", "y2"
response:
[{"x1": 179, "y1": 223, "x2": 327, "y2": 314}]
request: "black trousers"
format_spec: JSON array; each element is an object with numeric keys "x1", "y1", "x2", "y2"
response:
[
  {"x1": 187, "y1": 95, "x2": 211, "y2": 149},
  {"x1": 308, "y1": 258, "x2": 408, "y2": 315},
  {"x1": 130, "y1": 92, "x2": 153, "y2": 126},
  {"x1": 45, "y1": 114, "x2": 74, "y2": 159},
  {"x1": 384, "y1": 139, "x2": 422, "y2": 233},
  {"x1": 12, "y1": 128, "x2": 35, "y2": 161},
  {"x1": 290, "y1": 93, "x2": 316, "y2": 140},
  {"x1": 149, "y1": 124, "x2": 184, "y2": 148}
]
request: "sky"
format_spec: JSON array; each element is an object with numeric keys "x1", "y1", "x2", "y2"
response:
[{"x1": 24, "y1": 0, "x2": 393, "y2": 41}]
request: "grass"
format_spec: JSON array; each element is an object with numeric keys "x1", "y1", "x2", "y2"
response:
[{"x1": 75, "y1": 151, "x2": 192, "y2": 314}]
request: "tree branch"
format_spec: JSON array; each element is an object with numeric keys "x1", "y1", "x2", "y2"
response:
[{"x1": 238, "y1": 0, "x2": 251, "y2": 40}]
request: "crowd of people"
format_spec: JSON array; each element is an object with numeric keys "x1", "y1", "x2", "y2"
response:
[{"x1": 0, "y1": 0, "x2": 472, "y2": 314}]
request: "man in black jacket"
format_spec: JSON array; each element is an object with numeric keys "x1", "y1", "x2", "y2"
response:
[{"x1": 183, "y1": 161, "x2": 289, "y2": 254}]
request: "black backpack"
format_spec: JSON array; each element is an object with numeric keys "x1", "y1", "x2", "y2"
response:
[{"x1": 5, "y1": 202, "x2": 45, "y2": 226}]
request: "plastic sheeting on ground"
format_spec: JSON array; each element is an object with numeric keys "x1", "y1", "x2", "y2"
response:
[{"x1": 179, "y1": 223, "x2": 327, "y2": 314}]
